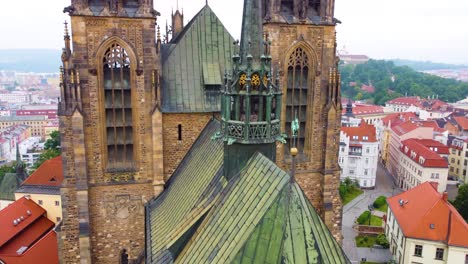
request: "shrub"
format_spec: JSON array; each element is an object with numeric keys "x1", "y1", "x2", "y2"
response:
[
  {"x1": 357, "y1": 211, "x2": 371, "y2": 225},
  {"x1": 375, "y1": 233, "x2": 390, "y2": 248},
  {"x1": 339, "y1": 184, "x2": 347, "y2": 199},
  {"x1": 373, "y1": 196, "x2": 387, "y2": 209}
]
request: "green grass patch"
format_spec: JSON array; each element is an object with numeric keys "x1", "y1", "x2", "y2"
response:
[
  {"x1": 357, "y1": 211, "x2": 383, "y2": 226},
  {"x1": 342, "y1": 188, "x2": 363, "y2": 205},
  {"x1": 355, "y1": 236, "x2": 377, "y2": 248},
  {"x1": 375, "y1": 203, "x2": 388, "y2": 213},
  {"x1": 370, "y1": 215, "x2": 383, "y2": 227}
]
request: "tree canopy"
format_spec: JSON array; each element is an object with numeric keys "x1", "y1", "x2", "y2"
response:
[
  {"x1": 31, "y1": 131, "x2": 61, "y2": 172},
  {"x1": 453, "y1": 184, "x2": 468, "y2": 221},
  {"x1": 339, "y1": 59, "x2": 468, "y2": 105}
]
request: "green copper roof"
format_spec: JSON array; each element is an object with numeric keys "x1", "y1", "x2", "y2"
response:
[
  {"x1": 0, "y1": 173, "x2": 22, "y2": 201},
  {"x1": 146, "y1": 119, "x2": 225, "y2": 263},
  {"x1": 160, "y1": 5, "x2": 235, "y2": 113},
  {"x1": 147, "y1": 148, "x2": 349, "y2": 263}
]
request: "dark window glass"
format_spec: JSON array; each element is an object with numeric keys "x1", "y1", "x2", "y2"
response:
[
  {"x1": 414, "y1": 245, "x2": 423, "y2": 257},
  {"x1": 435, "y1": 248, "x2": 444, "y2": 260},
  {"x1": 103, "y1": 43, "x2": 134, "y2": 170},
  {"x1": 285, "y1": 47, "x2": 309, "y2": 156}
]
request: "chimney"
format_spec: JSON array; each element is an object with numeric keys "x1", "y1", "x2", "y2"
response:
[{"x1": 442, "y1": 192, "x2": 448, "y2": 202}]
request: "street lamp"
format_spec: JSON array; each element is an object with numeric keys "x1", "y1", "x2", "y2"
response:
[{"x1": 368, "y1": 204, "x2": 374, "y2": 226}]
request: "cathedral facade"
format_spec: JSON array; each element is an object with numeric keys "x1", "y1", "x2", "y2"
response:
[{"x1": 58, "y1": 0, "x2": 342, "y2": 263}]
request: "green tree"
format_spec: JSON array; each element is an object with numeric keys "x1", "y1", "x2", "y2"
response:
[
  {"x1": 453, "y1": 184, "x2": 468, "y2": 221},
  {"x1": 0, "y1": 164, "x2": 16, "y2": 185},
  {"x1": 44, "y1": 131, "x2": 60, "y2": 150},
  {"x1": 31, "y1": 131, "x2": 61, "y2": 172}
]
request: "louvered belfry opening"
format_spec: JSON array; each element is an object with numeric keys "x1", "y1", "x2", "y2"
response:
[
  {"x1": 103, "y1": 42, "x2": 134, "y2": 170},
  {"x1": 285, "y1": 47, "x2": 309, "y2": 155}
]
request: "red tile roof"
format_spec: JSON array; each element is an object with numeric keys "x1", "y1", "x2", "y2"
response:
[
  {"x1": 0, "y1": 197, "x2": 47, "y2": 247},
  {"x1": 341, "y1": 122, "x2": 377, "y2": 143},
  {"x1": 0, "y1": 197, "x2": 58, "y2": 264},
  {"x1": 453, "y1": 116, "x2": 468, "y2": 130},
  {"x1": 361, "y1": 84, "x2": 375, "y2": 93},
  {"x1": 418, "y1": 120, "x2": 447, "y2": 133},
  {"x1": 387, "y1": 182, "x2": 468, "y2": 247},
  {"x1": 341, "y1": 104, "x2": 384, "y2": 115},
  {"x1": 387, "y1": 97, "x2": 449, "y2": 111},
  {"x1": 382, "y1": 112, "x2": 417, "y2": 127},
  {"x1": 400, "y1": 139, "x2": 449, "y2": 168},
  {"x1": 22, "y1": 156, "x2": 63, "y2": 187},
  {"x1": 387, "y1": 96, "x2": 422, "y2": 106},
  {"x1": 391, "y1": 121, "x2": 420, "y2": 136}
]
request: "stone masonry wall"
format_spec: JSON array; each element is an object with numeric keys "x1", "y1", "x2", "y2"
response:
[
  {"x1": 265, "y1": 23, "x2": 343, "y2": 242},
  {"x1": 88, "y1": 183, "x2": 153, "y2": 264},
  {"x1": 162, "y1": 113, "x2": 213, "y2": 179}
]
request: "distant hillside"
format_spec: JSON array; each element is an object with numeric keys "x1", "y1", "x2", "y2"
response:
[
  {"x1": 0, "y1": 49, "x2": 61, "y2": 73},
  {"x1": 392, "y1": 59, "x2": 468, "y2": 71},
  {"x1": 340, "y1": 59, "x2": 468, "y2": 105}
]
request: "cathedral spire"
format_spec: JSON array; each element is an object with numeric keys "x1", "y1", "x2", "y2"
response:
[
  {"x1": 219, "y1": 0, "x2": 283, "y2": 180},
  {"x1": 239, "y1": 0, "x2": 264, "y2": 66}
]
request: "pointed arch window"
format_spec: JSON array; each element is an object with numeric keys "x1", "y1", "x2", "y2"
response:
[
  {"x1": 285, "y1": 47, "x2": 309, "y2": 155},
  {"x1": 103, "y1": 43, "x2": 134, "y2": 170}
]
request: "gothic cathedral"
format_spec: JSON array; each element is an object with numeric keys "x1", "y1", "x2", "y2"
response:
[{"x1": 58, "y1": 0, "x2": 342, "y2": 263}]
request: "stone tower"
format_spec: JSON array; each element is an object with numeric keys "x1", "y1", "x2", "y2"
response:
[
  {"x1": 263, "y1": 0, "x2": 343, "y2": 241},
  {"x1": 59, "y1": 1, "x2": 163, "y2": 263},
  {"x1": 221, "y1": 0, "x2": 282, "y2": 180}
]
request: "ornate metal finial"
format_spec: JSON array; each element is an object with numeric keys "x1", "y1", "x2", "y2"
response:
[
  {"x1": 290, "y1": 111, "x2": 299, "y2": 180},
  {"x1": 64, "y1": 21, "x2": 70, "y2": 38},
  {"x1": 157, "y1": 25, "x2": 161, "y2": 41}
]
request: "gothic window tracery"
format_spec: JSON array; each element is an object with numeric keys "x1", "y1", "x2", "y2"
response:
[
  {"x1": 102, "y1": 42, "x2": 134, "y2": 170},
  {"x1": 285, "y1": 47, "x2": 309, "y2": 155}
]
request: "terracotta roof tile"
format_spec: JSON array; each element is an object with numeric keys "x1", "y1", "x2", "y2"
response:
[
  {"x1": 387, "y1": 182, "x2": 468, "y2": 247},
  {"x1": 22, "y1": 156, "x2": 63, "y2": 187},
  {"x1": 0, "y1": 197, "x2": 47, "y2": 247},
  {"x1": 341, "y1": 122, "x2": 377, "y2": 142},
  {"x1": 400, "y1": 139, "x2": 449, "y2": 168},
  {"x1": 453, "y1": 116, "x2": 468, "y2": 130},
  {"x1": 391, "y1": 121, "x2": 419, "y2": 136},
  {"x1": 382, "y1": 112, "x2": 417, "y2": 127}
]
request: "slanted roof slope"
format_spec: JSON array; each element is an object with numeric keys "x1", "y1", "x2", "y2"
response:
[{"x1": 161, "y1": 5, "x2": 235, "y2": 113}]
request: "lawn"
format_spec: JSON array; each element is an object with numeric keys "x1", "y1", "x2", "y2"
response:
[
  {"x1": 355, "y1": 236, "x2": 377, "y2": 248},
  {"x1": 342, "y1": 188, "x2": 363, "y2": 205},
  {"x1": 370, "y1": 215, "x2": 383, "y2": 227},
  {"x1": 375, "y1": 203, "x2": 388, "y2": 213},
  {"x1": 357, "y1": 211, "x2": 383, "y2": 227}
]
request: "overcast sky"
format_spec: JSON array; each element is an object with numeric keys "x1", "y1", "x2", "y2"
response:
[{"x1": 0, "y1": 0, "x2": 467, "y2": 64}]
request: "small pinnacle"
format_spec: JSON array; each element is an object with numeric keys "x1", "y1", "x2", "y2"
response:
[{"x1": 64, "y1": 20, "x2": 69, "y2": 37}]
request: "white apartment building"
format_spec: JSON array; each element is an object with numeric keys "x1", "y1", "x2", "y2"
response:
[
  {"x1": 398, "y1": 138, "x2": 449, "y2": 193},
  {"x1": 339, "y1": 122, "x2": 379, "y2": 188},
  {"x1": 386, "y1": 182, "x2": 468, "y2": 264}
]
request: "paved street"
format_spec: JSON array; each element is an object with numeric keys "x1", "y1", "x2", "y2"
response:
[{"x1": 342, "y1": 162, "x2": 400, "y2": 263}]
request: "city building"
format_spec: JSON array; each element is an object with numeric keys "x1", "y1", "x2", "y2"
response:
[
  {"x1": 58, "y1": 0, "x2": 345, "y2": 262},
  {"x1": 385, "y1": 96, "x2": 450, "y2": 120},
  {"x1": 444, "y1": 115, "x2": 468, "y2": 136},
  {"x1": 0, "y1": 91, "x2": 31, "y2": 104},
  {"x1": 386, "y1": 182, "x2": 468, "y2": 264},
  {"x1": 339, "y1": 122, "x2": 379, "y2": 188},
  {"x1": 0, "y1": 149, "x2": 27, "y2": 210},
  {"x1": 341, "y1": 101, "x2": 386, "y2": 125},
  {"x1": 387, "y1": 120, "x2": 433, "y2": 180},
  {"x1": 0, "y1": 197, "x2": 59, "y2": 264},
  {"x1": 15, "y1": 156, "x2": 63, "y2": 224},
  {"x1": 448, "y1": 136, "x2": 468, "y2": 184},
  {"x1": 0, "y1": 116, "x2": 49, "y2": 139},
  {"x1": 398, "y1": 139, "x2": 449, "y2": 192},
  {"x1": 376, "y1": 112, "x2": 417, "y2": 166}
]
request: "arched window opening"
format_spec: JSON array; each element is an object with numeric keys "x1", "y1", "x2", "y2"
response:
[
  {"x1": 285, "y1": 47, "x2": 309, "y2": 156},
  {"x1": 103, "y1": 43, "x2": 134, "y2": 170}
]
